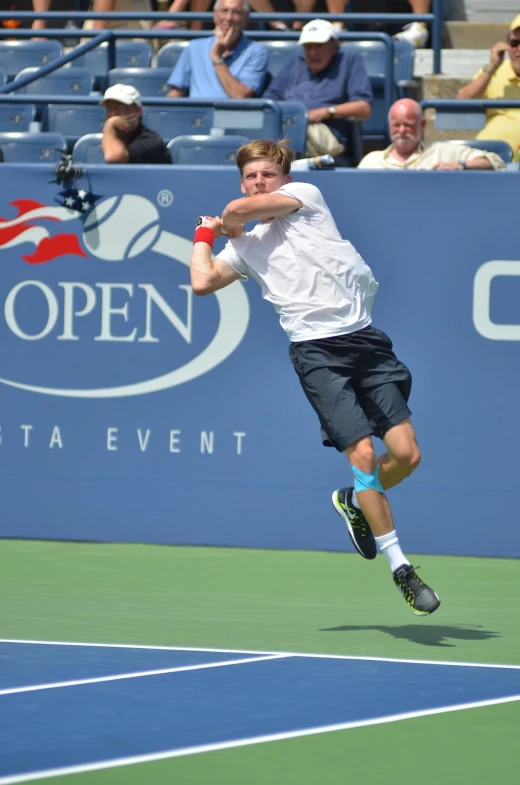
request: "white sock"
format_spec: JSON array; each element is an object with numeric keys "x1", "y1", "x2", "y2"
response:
[
  {"x1": 374, "y1": 531, "x2": 410, "y2": 573},
  {"x1": 352, "y1": 489, "x2": 359, "y2": 508}
]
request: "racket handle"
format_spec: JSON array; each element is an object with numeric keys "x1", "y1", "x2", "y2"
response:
[{"x1": 195, "y1": 216, "x2": 228, "y2": 236}]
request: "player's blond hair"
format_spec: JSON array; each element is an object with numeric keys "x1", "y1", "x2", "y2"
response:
[{"x1": 236, "y1": 138, "x2": 295, "y2": 175}]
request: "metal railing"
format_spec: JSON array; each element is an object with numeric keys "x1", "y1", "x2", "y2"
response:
[
  {"x1": 421, "y1": 99, "x2": 520, "y2": 111},
  {"x1": 421, "y1": 98, "x2": 520, "y2": 129},
  {"x1": 0, "y1": 26, "x2": 396, "y2": 121},
  {"x1": 0, "y1": 0, "x2": 443, "y2": 72}
]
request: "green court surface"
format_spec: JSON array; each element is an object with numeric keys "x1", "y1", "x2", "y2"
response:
[{"x1": 1, "y1": 540, "x2": 518, "y2": 783}]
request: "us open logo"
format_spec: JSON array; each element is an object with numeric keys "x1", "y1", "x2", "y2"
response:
[{"x1": 0, "y1": 194, "x2": 250, "y2": 398}]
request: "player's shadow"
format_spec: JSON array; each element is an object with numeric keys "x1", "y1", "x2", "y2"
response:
[{"x1": 318, "y1": 624, "x2": 501, "y2": 648}]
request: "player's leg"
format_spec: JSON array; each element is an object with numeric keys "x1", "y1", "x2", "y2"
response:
[
  {"x1": 344, "y1": 329, "x2": 439, "y2": 614},
  {"x1": 344, "y1": 432, "x2": 439, "y2": 615},
  {"x1": 289, "y1": 336, "x2": 379, "y2": 560},
  {"x1": 344, "y1": 435, "x2": 394, "y2": 536},
  {"x1": 333, "y1": 328, "x2": 415, "y2": 551},
  {"x1": 377, "y1": 417, "x2": 421, "y2": 490}
]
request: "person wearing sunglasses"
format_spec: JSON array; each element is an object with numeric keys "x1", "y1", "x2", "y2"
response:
[{"x1": 457, "y1": 13, "x2": 520, "y2": 161}]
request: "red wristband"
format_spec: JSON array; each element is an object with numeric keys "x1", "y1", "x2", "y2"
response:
[{"x1": 194, "y1": 227, "x2": 215, "y2": 248}]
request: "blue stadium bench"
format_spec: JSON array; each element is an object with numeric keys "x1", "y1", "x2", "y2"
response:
[
  {"x1": 167, "y1": 134, "x2": 250, "y2": 165},
  {"x1": 0, "y1": 131, "x2": 66, "y2": 162}
]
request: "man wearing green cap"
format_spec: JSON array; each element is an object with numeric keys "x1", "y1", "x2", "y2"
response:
[{"x1": 458, "y1": 13, "x2": 520, "y2": 160}]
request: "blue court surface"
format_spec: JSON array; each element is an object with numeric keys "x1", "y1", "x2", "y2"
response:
[{"x1": 1, "y1": 640, "x2": 520, "y2": 783}]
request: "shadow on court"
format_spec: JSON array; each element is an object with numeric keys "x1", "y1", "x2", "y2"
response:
[{"x1": 318, "y1": 624, "x2": 502, "y2": 648}]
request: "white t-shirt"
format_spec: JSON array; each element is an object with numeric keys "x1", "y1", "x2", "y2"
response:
[{"x1": 217, "y1": 182, "x2": 379, "y2": 342}]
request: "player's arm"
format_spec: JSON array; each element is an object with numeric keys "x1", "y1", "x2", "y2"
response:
[
  {"x1": 221, "y1": 193, "x2": 302, "y2": 228},
  {"x1": 190, "y1": 217, "x2": 241, "y2": 296}
]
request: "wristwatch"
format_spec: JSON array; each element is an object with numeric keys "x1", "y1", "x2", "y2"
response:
[
  {"x1": 328, "y1": 106, "x2": 336, "y2": 117},
  {"x1": 483, "y1": 65, "x2": 495, "y2": 75},
  {"x1": 459, "y1": 160, "x2": 467, "y2": 169},
  {"x1": 212, "y1": 57, "x2": 225, "y2": 66}
]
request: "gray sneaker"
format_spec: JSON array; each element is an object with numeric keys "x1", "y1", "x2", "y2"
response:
[{"x1": 393, "y1": 564, "x2": 440, "y2": 615}]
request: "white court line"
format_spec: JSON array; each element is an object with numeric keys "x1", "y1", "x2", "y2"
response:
[
  {"x1": 1, "y1": 638, "x2": 519, "y2": 670},
  {"x1": 0, "y1": 692, "x2": 519, "y2": 785},
  {"x1": 0, "y1": 654, "x2": 288, "y2": 696}
]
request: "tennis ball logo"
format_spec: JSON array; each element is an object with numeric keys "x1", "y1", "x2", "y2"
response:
[{"x1": 83, "y1": 195, "x2": 161, "y2": 261}]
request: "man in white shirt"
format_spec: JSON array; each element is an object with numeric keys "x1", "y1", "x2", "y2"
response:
[
  {"x1": 358, "y1": 98, "x2": 506, "y2": 170},
  {"x1": 190, "y1": 138, "x2": 440, "y2": 616}
]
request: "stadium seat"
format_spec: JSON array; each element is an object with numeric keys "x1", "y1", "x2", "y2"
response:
[
  {"x1": 41, "y1": 104, "x2": 105, "y2": 149},
  {"x1": 107, "y1": 67, "x2": 172, "y2": 97},
  {"x1": 445, "y1": 138, "x2": 513, "y2": 164},
  {"x1": 342, "y1": 40, "x2": 415, "y2": 92},
  {"x1": 429, "y1": 107, "x2": 487, "y2": 131},
  {"x1": 278, "y1": 101, "x2": 308, "y2": 156},
  {"x1": 0, "y1": 103, "x2": 36, "y2": 133},
  {"x1": 0, "y1": 40, "x2": 63, "y2": 82},
  {"x1": 341, "y1": 40, "x2": 416, "y2": 144},
  {"x1": 14, "y1": 67, "x2": 94, "y2": 97},
  {"x1": 142, "y1": 105, "x2": 214, "y2": 140},
  {"x1": 210, "y1": 99, "x2": 282, "y2": 141},
  {"x1": 0, "y1": 132, "x2": 66, "y2": 163},
  {"x1": 72, "y1": 134, "x2": 105, "y2": 164},
  {"x1": 0, "y1": 69, "x2": 5, "y2": 87},
  {"x1": 167, "y1": 134, "x2": 250, "y2": 165},
  {"x1": 73, "y1": 41, "x2": 153, "y2": 91},
  {"x1": 263, "y1": 41, "x2": 299, "y2": 79},
  {"x1": 143, "y1": 99, "x2": 282, "y2": 143},
  {"x1": 155, "y1": 41, "x2": 190, "y2": 71}
]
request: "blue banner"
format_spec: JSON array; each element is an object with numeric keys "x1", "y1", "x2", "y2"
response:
[{"x1": 0, "y1": 164, "x2": 518, "y2": 557}]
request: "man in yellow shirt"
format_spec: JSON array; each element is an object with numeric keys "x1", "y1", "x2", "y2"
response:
[{"x1": 458, "y1": 13, "x2": 520, "y2": 160}]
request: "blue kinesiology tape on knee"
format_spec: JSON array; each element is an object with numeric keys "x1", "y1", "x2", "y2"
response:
[{"x1": 352, "y1": 464, "x2": 384, "y2": 494}]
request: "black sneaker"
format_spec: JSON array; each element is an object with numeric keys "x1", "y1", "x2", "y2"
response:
[
  {"x1": 393, "y1": 564, "x2": 440, "y2": 615},
  {"x1": 332, "y1": 487, "x2": 376, "y2": 560}
]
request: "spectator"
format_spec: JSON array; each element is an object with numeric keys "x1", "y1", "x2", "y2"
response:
[
  {"x1": 393, "y1": 0, "x2": 430, "y2": 48},
  {"x1": 457, "y1": 13, "x2": 520, "y2": 161},
  {"x1": 290, "y1": 0, "x2": 429, "y2": 46},
  {"x1": 357, "y1": 98, "x2": 506, "y2": 170},
  {"x1": 155, "y1": 0, "x2": 288, "y2": 33},
  {"x1": 166, "y1": 0, "x2": 268, "y2": 98},
  {"x1": 84, "y1": 0, "x2": 153, "y2": 33},
  {"x1": 263, "y1": 19, "x2": 372, "y2": 157},
  {"x1": 290, "y1": 0, "x2": 348, "y2": 33},
  {"x1": 31, "y1": 0, "x2": 153, "y2": 34},
  {"x1": 100, "y1": 84, "x2": 171, "y2": 164}
]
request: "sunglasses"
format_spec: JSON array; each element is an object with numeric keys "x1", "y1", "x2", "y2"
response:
[{"x1": 509, "y1": 37, "x2": 520, "y2": 47}]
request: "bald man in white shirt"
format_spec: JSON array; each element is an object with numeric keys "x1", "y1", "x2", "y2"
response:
[{"x1": 358, "y1": 98, "x2": 506, "y2": 171}]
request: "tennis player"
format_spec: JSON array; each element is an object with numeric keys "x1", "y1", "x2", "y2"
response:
[{"x1": 190, "y1": 138, "x2": 440, "y2": 616}]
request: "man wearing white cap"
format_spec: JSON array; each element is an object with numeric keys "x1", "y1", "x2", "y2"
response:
[
  {"x1": 100, "y1": 84, "x2": 171, "y2": 164},
  {"x1": 263, "y1": 19, "x2": 372, "y2": 158},
  {"x1": 458, "y1": 13, "x2": 520, "y2": 160}
]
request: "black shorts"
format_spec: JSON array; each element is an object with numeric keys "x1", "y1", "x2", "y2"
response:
[{"x1": 289, "y1": 325, "x2": 412, "y2": 452}]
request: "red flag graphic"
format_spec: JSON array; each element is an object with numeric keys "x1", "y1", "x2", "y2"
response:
[
  {"x1": 22, "y1": 234, "x2": 88, "y2": 264},
  {"x1": 0, "y1": 200, "x2": 46, "y2": 223},
  {"x1": 0, "y1": 199, "x2": 84, "y2": 263}
]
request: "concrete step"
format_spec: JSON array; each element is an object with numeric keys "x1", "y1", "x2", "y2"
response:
[
  {"x1": 419, "y1": 74, "x2": 466, "y2": 98},
  {"x1": 414, "y1": 49, "x2": 490, "y2": 79},
  {"x1": 444, "y1": 21, "x2": 511, "y2": 49}
]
